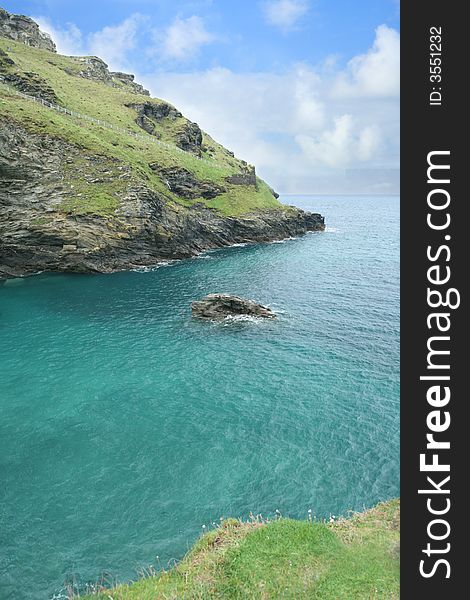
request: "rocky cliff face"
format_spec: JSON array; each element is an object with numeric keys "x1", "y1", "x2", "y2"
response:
[
  {"x1": 0, "y1": 8, "x2": 56, "y2": 52},
  {"x1": 0, "y1": 121, "x2": 323, "y2": 278},
  {"x1": 0, "y1": 8, "x2": 325, "y2": 280},
  {"x1": 75, "y1": 56, "x2": 150, "y2": 96}
]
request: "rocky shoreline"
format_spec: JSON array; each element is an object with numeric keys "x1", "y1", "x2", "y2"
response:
[
  {"x1": 0, "y1": 209, "x2": 324, "y2": 279},
  {"x1": 0, "y1": 122, "x2": 324, "y2": 280}
]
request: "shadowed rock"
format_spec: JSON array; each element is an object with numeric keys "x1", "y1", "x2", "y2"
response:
[
  {"x1": 192, "y1": 294, "x2": 276, "y2": 320},
  {"x1": 225, "y1": 167, "x2": 257, "y2": 187},
  {"x1": 150, "y1": 166, "x2": 225, "y2": 199},
  {"x1": 177, "y1": 121, "x2": 203, "y2": 155}
]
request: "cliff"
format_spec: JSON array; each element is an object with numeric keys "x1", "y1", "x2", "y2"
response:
[
  {"x1": 0, "y1": 7, "x2": 56, "y2": 51},
  {"x1": 81, "y1": 500, "x2": 400, "y2": 599},
  {"x1": 0, "y1": 8, "x2": 324, "y2": 279}
]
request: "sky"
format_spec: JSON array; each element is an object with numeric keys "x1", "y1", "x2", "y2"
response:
[{"x1": 4, "y1": 0, "x2": 400, "y2": 194}]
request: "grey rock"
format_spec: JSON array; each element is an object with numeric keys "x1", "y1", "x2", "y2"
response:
[
  {"x1": 192, "y1": 294, "x2": 276, "y2": 320},
  {"x1": 269, "y1": 186, "x2": 280, "y2": 199},
  {"x1": 77, "y1": 56, "x2": 111, "y2": 83},
  {"x1": 0, "y1": 8, "x2": 56, "y2": 52},
  {"x1": 0, "y1": 9, "x2": 148, "y2": 95},
  {"x1": 0, "y1": 55, "x2": 58, "y2": 103},
  {"x1": 110, "y1": 72, "x2": 150, "y2": 96},
  {"x1": 128, "y1": 102, "x2": 182, "y2": 135},
  {"x1": 74, "y1": 58, "x2": 150, "y2": 96},
  {"x1": 0, "y1": 118, "x2": 325, "y2": 280},
  {"x1": 176, "y1": 122, "x2": 203, "y2": 155},
  {"x1": 226, "y1": 167, "x2": 257, "y2": 187},
  {"x1": 129, "y1": 101, "x2": 180, "y2": 121},
  {"x1": 150, "y1": 166, "x2": 225, "y2": 199}
]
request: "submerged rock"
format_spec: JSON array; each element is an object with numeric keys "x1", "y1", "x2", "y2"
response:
[{"x1": 192, "y1": 294, "x2": 276, "y2": 320}]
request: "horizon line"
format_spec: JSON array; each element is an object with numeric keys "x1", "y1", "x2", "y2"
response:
[{"x1": 280, "y1": 193, "x2": 400, "y2": 197}]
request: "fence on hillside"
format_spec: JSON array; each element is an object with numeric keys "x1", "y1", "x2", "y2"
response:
[{"x1": 0, "y1": 78, "x2": 227, "y2": 170}]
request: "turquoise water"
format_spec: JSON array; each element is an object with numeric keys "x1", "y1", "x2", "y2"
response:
[{"x1": 0, "y1": 196, "x2": 399, "y2": 599}]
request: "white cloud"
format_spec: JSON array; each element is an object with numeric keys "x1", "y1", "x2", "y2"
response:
[
  {"x1": 139, "y1": 66, "x2": 324, "y2": 167},
  {"x1": 154, "y1": 16, "x2": 216, "y2": 62},
  {"x1": 138, "y1": 25, "x2": 399, "y2": 192},
  {"x1": 33, "y1": 17, "x2": 83, "y2": 55},
  {"x1": 34, "y1": 15, "x2": 146, "y2": 70},
  {"x1": 88, "y1": 14, "x2": 146, "y2": 71},
  {"x1": 291, "y1": 64, "x2": 324, "y2": 131},
  {"x1": 138, "y1": 66, "x2": 395, "y2": 191},
  {"x1": 262, "y1": 0, "x2": 309, "y2": 31},
  {"x1": 333, "y1": 25, "x2": 400, "y2": 97},
  {"x1": 296, "y1": 115, "x2": 382, "y2": 167}
]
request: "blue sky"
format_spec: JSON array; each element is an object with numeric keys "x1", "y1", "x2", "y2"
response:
[{"x1": 4, "y1": 0, "x2": 400, "y2": 193}]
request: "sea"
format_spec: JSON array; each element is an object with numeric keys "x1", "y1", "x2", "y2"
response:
[{"x1": 0, "y1": 195, "x2": 399, "y2": 599}]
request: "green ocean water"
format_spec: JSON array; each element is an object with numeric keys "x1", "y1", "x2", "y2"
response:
[{"x1": 0, "y1": 196, "x2": 399, "y2": 599}]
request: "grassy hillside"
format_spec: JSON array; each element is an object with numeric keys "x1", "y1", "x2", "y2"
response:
[
  {"x1": 0, "y1": 37, "x2": 281, "y2": 217},
  {"x1": 81, "y1": 500, "x2": 399, "y2": 599}
]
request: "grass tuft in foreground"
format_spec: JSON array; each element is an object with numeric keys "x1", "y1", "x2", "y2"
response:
[{"x1": 81, "y1": 499, "x2": 399, "y2": 599}]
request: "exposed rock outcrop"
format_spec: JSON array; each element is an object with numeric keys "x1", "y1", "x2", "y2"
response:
[
  {"x1": 77, "y1": 56, "x2": 110, "y2": 82},
  {"x1": 130, "y1": 101, "x2": 182, "y2": 122},
  {"x1": 75, "y1": 56, "x2": 150, "y2": 96},
  {"x1": 150, "y1": 166, "x2": 225, "y2": 199},
  {"x1": 110, "y1": 71, "x2": 149, "y2": 96},
  {"x1": 0, "y1": 121, "x2": 324, "y2": 278},
  {"x1": 0, "y1": 50, "x2": 58, "y2": 102},
  {"x1": 226, "y1": 167, "x2": 257, "y2": 187},
  {"x1": 0, "y1": 8, "x2": 56, "y2": 52},
  {"x1": 177, "y1": 122, "x2": 203, "y2": 155},
  {"x1": 129, "y1": 101, "x2": 182, "y2": 136},
  {"x1": 192, "y1": 294, "x2": 276, "y2": 320}
]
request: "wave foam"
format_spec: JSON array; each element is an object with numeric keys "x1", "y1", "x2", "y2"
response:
[{"x1": 131, "y1": 261, "x2": 174, "y2": 273}]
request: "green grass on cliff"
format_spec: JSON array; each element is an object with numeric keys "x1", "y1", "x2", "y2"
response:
[
  {"x1": 81, "y1": 500, "x2": 399, "y2": 600},
  {"x1": 0, "y1": 37, "x2": 282, "y2": 217}
]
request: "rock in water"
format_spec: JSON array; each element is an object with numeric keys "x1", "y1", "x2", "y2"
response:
[{"x1": 192, "y1": 294, "x2": 276, "y2": 320}]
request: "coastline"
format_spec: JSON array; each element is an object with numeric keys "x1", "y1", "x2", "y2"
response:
[
  {"x1": 0, "y1": 211, "x2": 325, "y2": 281},
  {"x1": 79, "y1": 499, "x2": 400, "y2": 599}
]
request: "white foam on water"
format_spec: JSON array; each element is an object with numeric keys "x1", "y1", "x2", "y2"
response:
[
  {"x1": 221, "y1": 314, "x2": 274, "y2": 325},
  {"x1": 270, "y1": 236, "x2": 299, "y2": 244},
  {"x1": 131, "y1": 261, "x2": 174, "y2": 273}
]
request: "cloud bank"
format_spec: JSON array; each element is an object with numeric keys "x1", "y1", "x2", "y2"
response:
[{"x1": 139, "y1": 25, "x2": 399, "y2": 192}]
